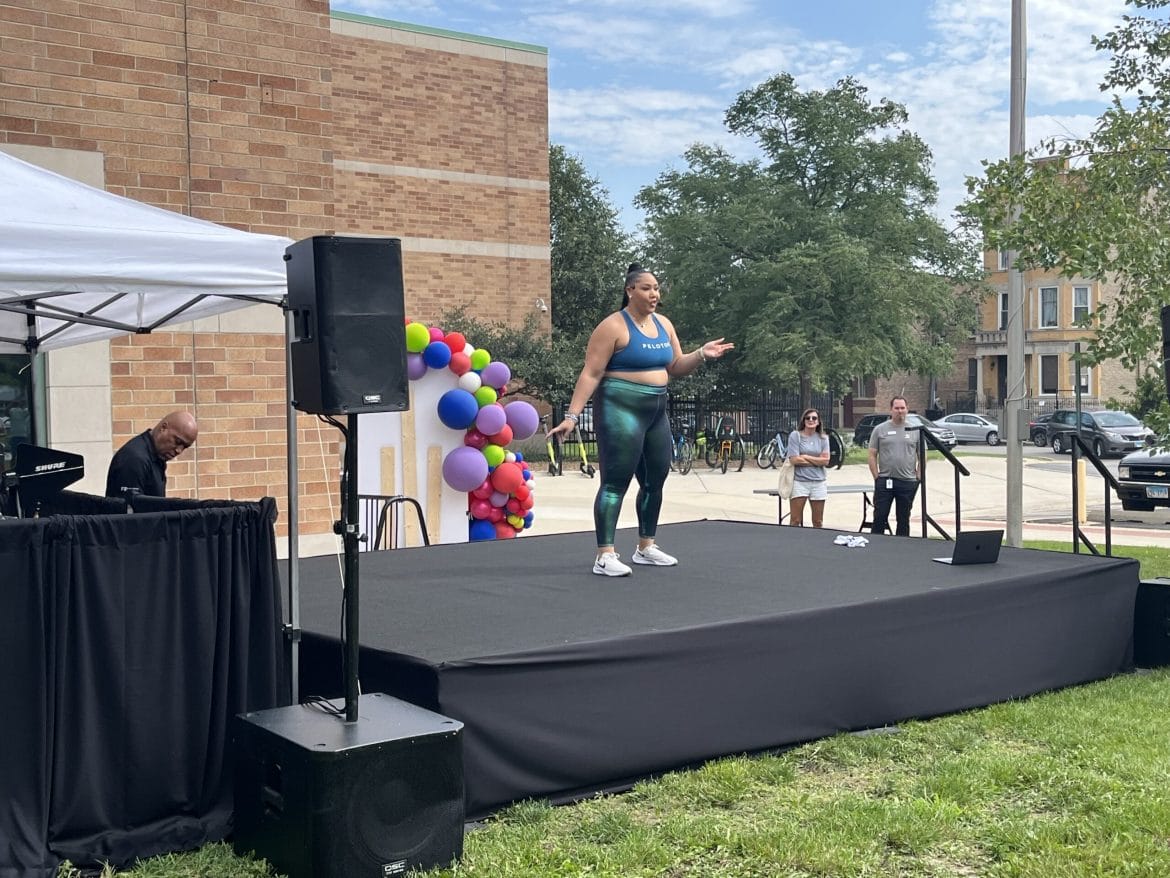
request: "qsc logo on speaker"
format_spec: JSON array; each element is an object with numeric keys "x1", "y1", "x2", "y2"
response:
[{"x1": 383, "y1": 861, "x2": 407, "y2": 876}]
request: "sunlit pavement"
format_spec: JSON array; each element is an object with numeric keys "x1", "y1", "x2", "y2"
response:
[{"x1": 528, "y1": 453, "x2": 1170, "y2": 549}]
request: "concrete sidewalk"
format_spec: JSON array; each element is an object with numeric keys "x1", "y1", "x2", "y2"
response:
[{"x1": 528, "y1": 453, "x2": 1170, "y2": 549}]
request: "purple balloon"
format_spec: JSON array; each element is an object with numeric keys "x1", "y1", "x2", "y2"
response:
[
  {"x1": 480, "y1": 361, "x2": 512, "y2": 389},
  {"x1": 442, "y1": 446, "x2": 489, "y2": 493},
  {"x1": 475, "y1": 403, "x2": 507, "y2": 436},
  {"x1": 490, "y1": 491, "x2": 509, "y2": 507},
  {"x1": 504, "y1": 400, "x2": 540, "y2": 440},
  {"x1": 406, "y1": 352, "x2": 428, "y2": 380}
]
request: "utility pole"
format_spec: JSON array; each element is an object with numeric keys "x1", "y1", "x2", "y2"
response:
[{"x1": 1005, "y1": 0, "x2": 1027, "y2": 546}]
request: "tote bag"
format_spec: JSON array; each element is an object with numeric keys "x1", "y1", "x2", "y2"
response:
[{"x1": 777, "y1": 458, "x2": 795, "y2": 500}]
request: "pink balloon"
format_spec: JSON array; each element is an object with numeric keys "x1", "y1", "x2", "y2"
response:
[
  {"x1": 506, "y1": 498, "x2": 523, "y2": 514},
  {"x1": 428, "y1": 326, "x2": 445, "y2": 341},
  {"x1": 470, "y1": 498, "x2": 492, "y2": 520},
  {"x1": 475, "y1": 403, "x2": 507, "y2": 436},
  {"x1": 464, "y1": 429, "x2": 489, "y2": 449},
  {"x1": 472, "y1": 479, "x2": 493, "y2": 500},
  {"x1": 488, "y1": 506, "x2": 504, "y2": 523}
]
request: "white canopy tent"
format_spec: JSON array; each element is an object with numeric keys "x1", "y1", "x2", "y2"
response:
[
  {"x1": 0, "y1": 149, "x2": 310, "y2": 695},
  {"x1": 0, "y1": 150, "x2": 291, "y2": 352}
]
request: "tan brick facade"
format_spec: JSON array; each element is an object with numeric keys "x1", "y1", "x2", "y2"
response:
[{"x1": 0, "y1": 3, "x2": 550, "y2": 545}]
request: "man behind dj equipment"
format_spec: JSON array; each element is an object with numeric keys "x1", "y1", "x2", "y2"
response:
[{"x1": 105, "y1": 411, "x2": 198, "y2": 498}]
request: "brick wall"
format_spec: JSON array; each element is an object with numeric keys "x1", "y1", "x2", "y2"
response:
[{"x1": 1, "y1": 4, "x2": 551, "y2": 546}]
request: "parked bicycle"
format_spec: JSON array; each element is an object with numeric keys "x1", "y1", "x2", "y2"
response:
[
  {"x1": 669, "y1": 420, "x2": 695, "y2": 475},
  {"x1": 754, "y1": 425, "x2": 788, "y2": 469},
  {"x1": 705, "y1": 416, "x2": 746, "y2": 473}
]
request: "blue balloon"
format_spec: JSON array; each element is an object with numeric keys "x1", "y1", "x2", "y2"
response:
[
  {"x1": 469, "y1": 519, "x2": 496, "y2": 541},
  {"x1": 423, "y1": 340, "x2": 453, "y2": 369},
  {"x1": 514, "y1": 452, "x2": 525, "y2": 462},
  {"x1": 437, "y1": 388, "x2": 480, "y2": 430},
  {"x1": 521, "y1": 468, "x2": 532, "y2": 481},
  {"x1": 523, "y1": 512, "x2": 534, "y2": 528}
]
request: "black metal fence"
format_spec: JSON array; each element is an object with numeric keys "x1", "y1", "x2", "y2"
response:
[{"x1": 556, "y1": 388, "x2": 836, "y2": 455}]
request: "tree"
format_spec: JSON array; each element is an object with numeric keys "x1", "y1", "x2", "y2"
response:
[
  {"x1": 637, "y1": 74, "x2": 982, "y2": 410},
  {"x1": 961, "y1": 0, "x2": 1170, "y2": 435},
  {"x1": 549, "y1": 144, "x2": 634, "y2": 339}
]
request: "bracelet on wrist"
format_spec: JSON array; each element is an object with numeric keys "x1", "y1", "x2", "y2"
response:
[
  {"x1": 697, "y1": 347, "x2": 708, "y2": 363},
  {"x1": 565, "y1": 412, "x2": 580, "y2": 424}
]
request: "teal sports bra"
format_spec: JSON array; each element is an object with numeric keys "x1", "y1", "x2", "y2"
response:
[{"x1": 607, "y1": 312, "x2": 673, "y2": 372}]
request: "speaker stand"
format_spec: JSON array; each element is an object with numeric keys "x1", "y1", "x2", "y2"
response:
[{"x1": 341, "y1": 413, "x2": 361, "y2": 722}]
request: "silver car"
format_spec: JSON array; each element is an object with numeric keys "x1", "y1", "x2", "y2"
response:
[
  {"x1": 905, "y1": 413, "x2": 957, "y2": 448},
  {"x1": 932, "y1": 413, "x2": 1000, "y2": 446}
]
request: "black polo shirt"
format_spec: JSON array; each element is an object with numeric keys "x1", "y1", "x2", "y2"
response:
[{"x1": 105, "y1": 430, "x2": 167, "y2": 498}]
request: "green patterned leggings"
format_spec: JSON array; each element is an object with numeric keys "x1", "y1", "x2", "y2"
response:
[{"x1": 592, "y1": 377, "x2": 671, "y2": 548}]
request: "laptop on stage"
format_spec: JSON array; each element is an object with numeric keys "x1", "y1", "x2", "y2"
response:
[{"x1": 932, "y1": 529, "x2": 1004, "y2": 565}]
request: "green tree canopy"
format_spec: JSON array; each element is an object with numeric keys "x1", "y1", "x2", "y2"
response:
[
  {"x1": 637, "y1": 74, "x2": 982, "y2": 407},
  {"x1": 549, "y1": 144, "x2": 634, "y2": 339}
]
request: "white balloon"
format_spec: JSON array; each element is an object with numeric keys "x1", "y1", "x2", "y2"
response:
[
  {"x1": 505, "y1": 452, "x2": 517, "y2": 463},
  {"x1": 463, "y1": 343, "x2": 475, "y2": 356},
  {"x1": 458, "y1": 371, "x2": 482, "y2": 392}
]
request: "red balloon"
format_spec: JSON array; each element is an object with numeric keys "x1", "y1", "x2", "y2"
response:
[
  {"x1": 444, "y1": 331, "x2": 467, "y2": 353},
  {"x1": 464, "y1": 429, "x2": 488, "y2": 449},
  {"x1": 514, "y1": 485, "x2": 530, "y2": 502},
  {"x1": 506, "y1": 498, "x2": 523, "y2": 515},
  {"x1": 522, "y1": 494, "x2": 535, "y2": 510},
  {"x1": 493, "y1": 520, "x2": 517, "y2": 539},
  {"x1": 490, "y1": 461, "x2": 524, "y2": 494},
  {"x1": 449, "y1": 351, "x2": 471, "y2": 376},
  {"x1": 488, "y1": 425, "x2": 514, "y2": 447},
  {"x1": 488, "y1": 506, "x2": 504, "y2": 523},
  {"x1": 471, "y1": 479, "x2": 493, "y2": 499}
]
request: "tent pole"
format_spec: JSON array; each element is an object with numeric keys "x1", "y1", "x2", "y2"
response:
[{"x1": 284, "y1": 306, "x2": 300, "y2": 703}]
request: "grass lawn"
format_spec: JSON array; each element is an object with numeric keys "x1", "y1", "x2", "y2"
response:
[{"x1": 69, "y1": 545, "x2": 1170, "y2": 878}]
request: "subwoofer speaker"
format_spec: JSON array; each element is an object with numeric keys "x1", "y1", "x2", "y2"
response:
[
  {"x1": 286, "y1": 235, "x2": 409, "y2": 415},
  {"x1": 1134, "y1": 577, "x2": 1170, "y2": 668},
  {"x1": 233, "y1": 693, "x2": 464, "y2": 878}
]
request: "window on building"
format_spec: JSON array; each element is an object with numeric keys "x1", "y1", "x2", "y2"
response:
[
  {"x1": 1073, "y1": 285, "x2": 1090, "y2": 324},
  {"x1": 1039, "y1": 287, "x2": 1059, "y2": 328},
  {"x1": 998, "y1": 250, "x2": 1010, "y2": 271},
  {"x1": 1040, "y1": 355, "x2": 1059, "y2": 394},
  {"x1": 999, "y1": 292, "x2": 1009, "y2": 330},
  {"x1": 967, "y1": 358, "x2": 978, "y2": 391}
]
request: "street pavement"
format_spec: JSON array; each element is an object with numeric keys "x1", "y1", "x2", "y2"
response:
[{"x1": 529, "y1": 449, "x2": 1170, "y2": 549}]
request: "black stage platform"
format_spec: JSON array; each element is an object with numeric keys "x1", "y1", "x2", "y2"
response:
[{"x1": 296, "y1": 520, "x2": 1138, "y2": 819}]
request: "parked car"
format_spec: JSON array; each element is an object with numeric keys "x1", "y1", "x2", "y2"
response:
[
  {"x1": 853, "y1": 412, "x2": 957, "y2": 448},
  {"x1": 1029, "y1": 413, "x2": 1053, "y2": 446},
  {"x1": 852, "y1": 413, "x2": 886, "y2": 447},
  {"x1": 932, "y1": 413, "x2": 1000, "y2": 446},
  {"x1": 1117, "y1": 448, "x2": 1170, "y2": 511},
  {"x1": 1045, "y1": 409, "x2": 1154, "y2": 457}
]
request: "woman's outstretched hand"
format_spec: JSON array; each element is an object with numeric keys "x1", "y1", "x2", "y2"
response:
[{"x1": 701, "y1": 338, "x2": 735, "y2": 361}]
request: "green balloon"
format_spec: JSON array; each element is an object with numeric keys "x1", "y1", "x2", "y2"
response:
[
  {"x1": 483, "y1": 444, "x2": 505, "y2": 467},
  {"x1": 469, "y1": 348, "x2": 491, "y2": 370},
  {"x1": 474, "y1": 386, "x2": 498, "y2": 407},
  {"x1": 405, "y1": 322, "x2": 430, "y2": 353}
]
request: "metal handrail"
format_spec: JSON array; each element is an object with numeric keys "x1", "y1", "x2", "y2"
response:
[
  {"x1": 918, "y1": 429, "x2": 971, "y2": 540},
  {"x1": 1069, "y1": 435, "x2": 1120, "y2": 557},
  {"x1": 357, "y1": 493, "x2": 430, "y2": 550}
]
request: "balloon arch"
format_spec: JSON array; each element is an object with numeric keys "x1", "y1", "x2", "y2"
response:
[{"x1": 404, "y1": 321, "x2": 540, "y2": 541}]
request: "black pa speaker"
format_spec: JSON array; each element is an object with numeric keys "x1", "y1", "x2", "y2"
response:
[
  {"x1": 286, "y1": 235, "x2": 409, "y2": 415},
  {"x1": 233, "y1": 693, "x2": 464, "y2": 878},
  {"x1": 1134, "y1": 577, "x2": 1170, "y2": 668}
]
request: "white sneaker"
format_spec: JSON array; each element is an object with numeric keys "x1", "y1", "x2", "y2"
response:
[
  {"x1": 631, "y1": 544, "x2": 679, "y2": 566},
  {"x1": 593, "y1": 551, "x2": 632, "y2": 576}
]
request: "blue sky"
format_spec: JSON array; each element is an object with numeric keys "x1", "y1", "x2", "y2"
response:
[{"x1": 332, "y1": 0, "x2": 1128, "y2": 234}]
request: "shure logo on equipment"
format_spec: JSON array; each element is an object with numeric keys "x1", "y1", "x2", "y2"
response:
[{"x1": 34, "y1": 462, "x2": 67, "y2": 473}]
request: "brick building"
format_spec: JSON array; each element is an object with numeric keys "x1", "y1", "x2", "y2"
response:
[{"x1": 0, "y1": 2, "x2": 549, "y2": 551}]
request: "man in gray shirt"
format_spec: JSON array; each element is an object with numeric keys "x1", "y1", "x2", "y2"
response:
[{"x1": 868, "y1": 396, "x2": 920, "y2": 536}]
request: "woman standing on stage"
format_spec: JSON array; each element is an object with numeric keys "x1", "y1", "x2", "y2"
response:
[
  {"x1": 547, "y1": 264, "x2": 734, "y2": 576},
  {"x1": 785, "y1": 408, "x2": 831, "y2": 527}
]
